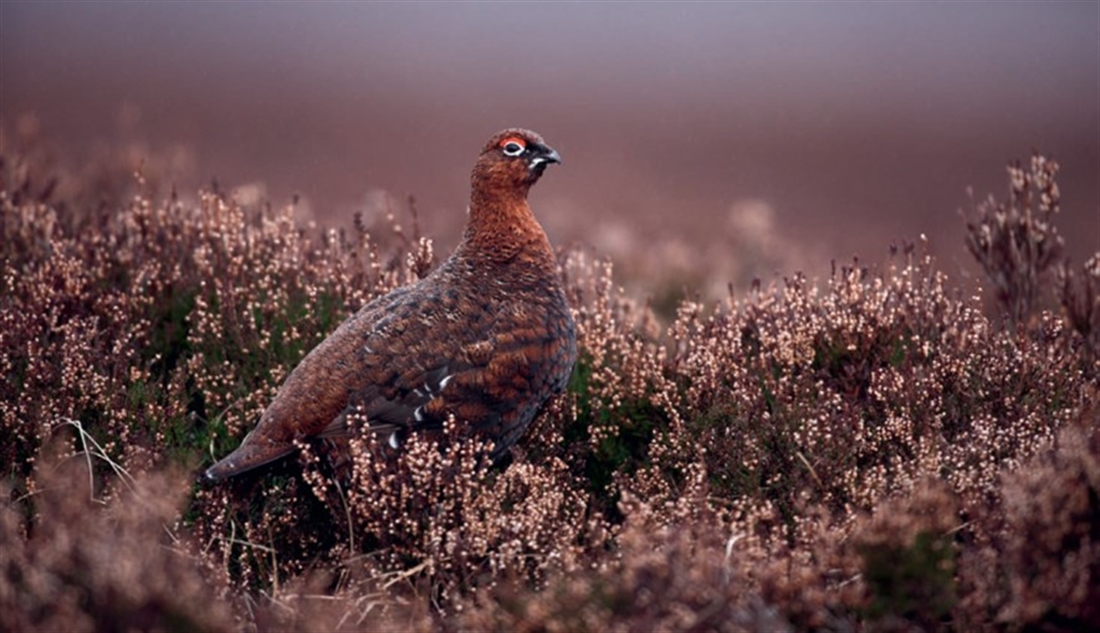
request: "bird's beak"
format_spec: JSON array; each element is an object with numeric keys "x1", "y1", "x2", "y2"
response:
[
  {"x1": 541, "y1": 147, "x2": 562, "y2": 165},
  {"x1": 531, "y1": 144, "x2": 562, "y2": 167}
]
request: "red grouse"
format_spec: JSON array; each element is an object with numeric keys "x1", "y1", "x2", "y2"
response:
[{"x1": 205, "y1": 129, "x2": 577, "y2": 481}]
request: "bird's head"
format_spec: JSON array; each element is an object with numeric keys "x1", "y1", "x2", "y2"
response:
[{"x1": 472, "y1": 128, "x2": 561, "y2": 196}]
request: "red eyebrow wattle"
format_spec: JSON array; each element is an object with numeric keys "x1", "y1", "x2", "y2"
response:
[{"x1": 500, "y1": 137, "x2": 526, "y2": 149}]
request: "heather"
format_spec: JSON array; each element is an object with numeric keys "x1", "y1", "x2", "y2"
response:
[{"x1": 2, "y1": 138, "x2": 1098, "y2": 632}]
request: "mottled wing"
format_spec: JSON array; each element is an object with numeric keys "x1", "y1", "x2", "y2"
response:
[{"x1": 320, "y1": 363, "x2": 464, "y2": 444}]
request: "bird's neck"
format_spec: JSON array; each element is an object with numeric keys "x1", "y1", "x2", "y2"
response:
[{"x1": 460, "y1": 188, "x2": 555, "y2": 265}]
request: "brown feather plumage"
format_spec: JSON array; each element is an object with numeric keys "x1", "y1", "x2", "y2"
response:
[{"x1": 204, "y1": 128, "x2": 576, "y2": 481}]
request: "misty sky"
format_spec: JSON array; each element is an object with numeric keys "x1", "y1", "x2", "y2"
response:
[{"x1": 2, "y1": 2, "x2": 1097, "y2": 287}]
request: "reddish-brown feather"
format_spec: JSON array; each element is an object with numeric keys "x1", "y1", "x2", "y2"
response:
[{"x1": 205, "y1": 129, "x2": 576, "y2": 481}]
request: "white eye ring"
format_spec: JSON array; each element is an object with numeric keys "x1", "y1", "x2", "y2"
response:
[{"x1": 502, "y1": 141, "x2": 525, "y2": 157}]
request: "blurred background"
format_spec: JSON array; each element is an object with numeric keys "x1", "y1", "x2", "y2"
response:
[{"x1": 2, "y1": 2, "x2": 1097, "y2": 298}]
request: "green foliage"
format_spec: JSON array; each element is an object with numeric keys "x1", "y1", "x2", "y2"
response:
[
  {"x1": 860, "y1": 530, "x2": 957, "y2": 627},
  {"x1": 564, "y1": 354, "x2": 662, "y2": 520},
  {"x1": 144, "y1": 287, "x2": 196, "y2": 381}
]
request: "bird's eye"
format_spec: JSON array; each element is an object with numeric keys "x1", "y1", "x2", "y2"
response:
[{"x1": 502, "y1": 141, "x2": 525, "y2": 156}]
